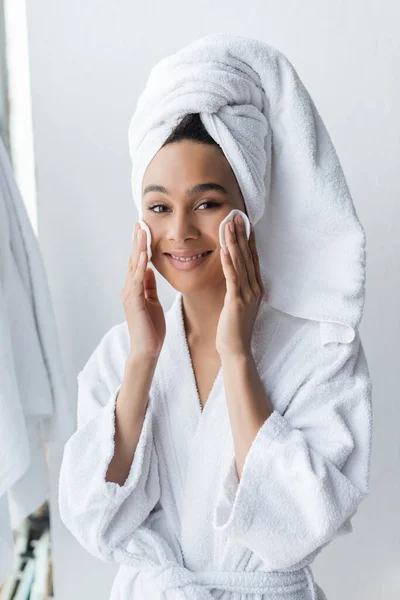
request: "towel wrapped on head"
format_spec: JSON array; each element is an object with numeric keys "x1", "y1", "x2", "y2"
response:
[{"x1": 128, "y1": 33, "x2": 366, "y2": 346}]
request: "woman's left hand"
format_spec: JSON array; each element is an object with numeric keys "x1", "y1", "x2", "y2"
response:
[{"x1": 216, "y1": 214, "x2": 266, "y2": 358}]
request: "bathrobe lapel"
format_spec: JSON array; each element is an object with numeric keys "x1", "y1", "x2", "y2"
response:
[
  {"x1": 159, "y1": 293, "x2": 226, "y2": 468},
  {"x1": 158, "y1": 292, "x2": 281, "y2": 572},
  {"x1": 160, "y1": 293, "x2": 240, "y2": 572},
  {"x1": 175, "y1": 291, "x2": 223, "y2": 421}
]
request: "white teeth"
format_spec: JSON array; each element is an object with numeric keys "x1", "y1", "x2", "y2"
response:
[{"x1": 170, "y1": 251, "x2": 208, "y2": 262}]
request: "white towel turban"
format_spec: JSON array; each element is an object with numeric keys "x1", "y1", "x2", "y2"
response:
[{"x1": 128, "y1": 34, "x2": 367, "y2": 346}]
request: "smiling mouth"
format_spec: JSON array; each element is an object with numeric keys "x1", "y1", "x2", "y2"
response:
[{"x1": 165, "y1": 250, "x2": 212, "y2": 262}]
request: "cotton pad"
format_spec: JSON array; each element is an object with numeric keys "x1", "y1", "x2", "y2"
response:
[
  {"x1": 131, "y1": 220, "x2": 152, "y2": 262},
  {"x1": 219, "y1": 209, "x2": 251, "y2": 248}
]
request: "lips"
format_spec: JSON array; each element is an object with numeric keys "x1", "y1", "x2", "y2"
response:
[
  {"x1": 165, "y1": 251, "x2": 211, "y2": 260},
  {"x1": 165, "y1": 250, "x2": 212, "y2": 270}
]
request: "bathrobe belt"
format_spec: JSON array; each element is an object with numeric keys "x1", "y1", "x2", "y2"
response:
[{"x1": 137, "y1": 560, "x2": 318, "y2": 599}]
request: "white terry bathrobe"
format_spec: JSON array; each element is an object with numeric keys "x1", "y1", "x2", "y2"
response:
[
  {"x1": 58, "y1": 292, "x2": 372, "y2": 600},
  {"x1": 58, "y1": 34, "x2": 373, "y2": 599}
]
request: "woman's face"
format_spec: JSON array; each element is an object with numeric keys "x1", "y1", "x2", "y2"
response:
[{"x1": 141, "y1": 140, "x2": 247, "y2": 294}]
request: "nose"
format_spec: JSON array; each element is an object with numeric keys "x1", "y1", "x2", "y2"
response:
[{"x1": 167, "y1": 211, "x2": 199, "y2": 243}]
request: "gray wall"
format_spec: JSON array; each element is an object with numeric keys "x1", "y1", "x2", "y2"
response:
[{"x1": 24, "y1": 1, "x2": 399, "y2": 598}]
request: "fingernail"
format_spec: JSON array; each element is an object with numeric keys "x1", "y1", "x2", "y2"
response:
[{"x1": 229, "y1": 222, "x2": 234, "y2": 232}]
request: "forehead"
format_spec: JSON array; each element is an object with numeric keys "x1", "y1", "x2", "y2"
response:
[{"x1": 142, "y1": 140, "x2": 236, "y2": 191}]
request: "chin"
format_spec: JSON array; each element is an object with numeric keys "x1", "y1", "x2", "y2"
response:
[
  {"x1": 168, "y1": 278, "x2": 213, "y2": 294},
  {"x1": 172, "y1": 273, "x2": 226, "y2": 295}
]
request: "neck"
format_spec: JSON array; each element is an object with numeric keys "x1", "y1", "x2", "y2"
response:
[{"x1": 181, "y1": 282, "x2": 226, "y2": 345}]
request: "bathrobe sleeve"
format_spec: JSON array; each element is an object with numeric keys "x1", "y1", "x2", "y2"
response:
[
  {"x1": 213, "y1": 331, "x2": 372, "y2": 570},
  {"x1": 58, "y1": 329, "x2": 161, "y2": 562}
]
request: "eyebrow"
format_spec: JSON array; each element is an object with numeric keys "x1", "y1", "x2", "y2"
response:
[{"x1": 143, "y1": 182, "x2": 229, "y2": 198}]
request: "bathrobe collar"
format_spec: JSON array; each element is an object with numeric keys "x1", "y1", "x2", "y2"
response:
[{"x1": 160, "y1": 291, "x2": 224, "y2": 431}]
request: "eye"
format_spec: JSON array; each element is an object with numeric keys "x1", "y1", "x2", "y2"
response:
[{"x1": 148, "y1": 201, "x2": 221, "y2": 214}]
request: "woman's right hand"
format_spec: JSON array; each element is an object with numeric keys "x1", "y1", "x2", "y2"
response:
[{"x1": 120, "y1": 222, "x2": 166, "y2": 361}]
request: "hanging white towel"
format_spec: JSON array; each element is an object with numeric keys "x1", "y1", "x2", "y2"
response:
[{"x1": 0, "y1": 137, "x2": 75, "y2": 583}]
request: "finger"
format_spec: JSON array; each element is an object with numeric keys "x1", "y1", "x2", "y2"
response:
[
  {"x1": 124, "y1": 247, "x2": 147, "y2": 299},
  {"x1": 132, "y1": 250, "x2": 148, "y2": 298},
  {"x1": 143, "y1": 267, "x2": 159, "y2": 302},
  {"x1": 220, "y1": 244, "x2": 240, "y2": 297},
  {"x1": 129, "y1": 222, "x2": 139, "y2": 267},
  {"x1": 234, "y1": 215, "x2": 259, "y2": 298},
  {"x1": 131, "y1": 225, "x2": 146, "y2": 272},
  {"x1": 248, "y1": 225, "x2": 266, "y2": 297},
  {"x1": 127, "y1": 223, "x2": 144, "y2": 277},
  {"x1": 131, "y1": 222, "x2": 140, "y2": 249},
  {"x1": 225, "y1": 220, "x2": 250, "y2": 297}
]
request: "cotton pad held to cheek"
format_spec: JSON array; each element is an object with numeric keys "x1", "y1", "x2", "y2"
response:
[
  {"x1": 219, "y1": 209, "x2": 251, "y2": 248},
  {"x1": 131, "y1": 220, "x2": 152, "y2": 262}
]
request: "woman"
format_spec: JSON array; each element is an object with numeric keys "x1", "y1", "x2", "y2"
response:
[{"x1": 59, "y1": 35, "x2": 372, "y2": 600}]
